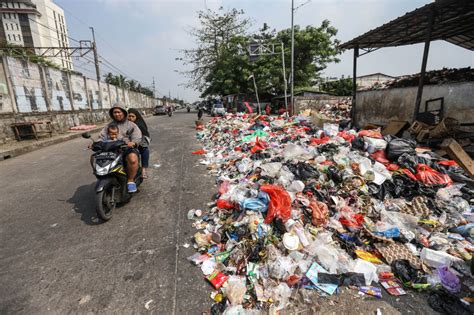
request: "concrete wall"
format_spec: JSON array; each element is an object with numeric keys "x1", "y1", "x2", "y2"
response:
[
  {"x1": 355, "y1": 82, "x2": 474, "y2": 127},
  {"x1": 0, "y1": 56, "x2": 157, "y2": 144}
]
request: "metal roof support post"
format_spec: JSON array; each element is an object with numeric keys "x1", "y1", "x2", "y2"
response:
[
  {"x1": 414, "y1": 8, "x2": 434, "y2": 121},
  {"x1": 351, "y1": 45, "x2": 359, "y2": 124}
]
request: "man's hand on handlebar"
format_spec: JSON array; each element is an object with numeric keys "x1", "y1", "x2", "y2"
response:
[{"x1": 127, "y1": 141, "x2": 136, "y2": 148}]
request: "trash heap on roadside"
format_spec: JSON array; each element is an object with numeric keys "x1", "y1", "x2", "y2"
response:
[
  {"x1": 360, "y1": 67, "x2": 474, "y2": 91},
  {"x1": 188, "y1": 113, "x2": 474, "y2": 315}
]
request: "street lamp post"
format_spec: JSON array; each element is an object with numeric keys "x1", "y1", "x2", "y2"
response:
[
  {"x1": 290, "y1": 0, "x2": 295, "y2": 115},
  {"x1": 248, "y1": 74, "x2": 261, "y2": 114}
]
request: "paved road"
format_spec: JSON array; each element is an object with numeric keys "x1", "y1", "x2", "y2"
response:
[{"x1": 0, "y1": 111, "x2": 213, "y2": 314}]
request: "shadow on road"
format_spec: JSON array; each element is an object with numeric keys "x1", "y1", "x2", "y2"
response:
[{"x1": 67, "y1": 182, "x2": 100, "y2": 225}]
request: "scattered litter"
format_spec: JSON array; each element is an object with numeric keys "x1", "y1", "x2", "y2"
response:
[
  {"x1": 144, "y1": 299, "x2": 154, "y2": 310},
  {"x1": 187, "y1": 113, "x2": 473, "y2": 313}
]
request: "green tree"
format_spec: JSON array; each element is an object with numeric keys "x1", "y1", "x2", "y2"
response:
[
  {"x1": 181, "y1": 9, "x2": 341, "y2": 98},
  {"x1": 320, "y1": 78, "x2": 353, "y2": 96},
  {"x1": 179, "y1": 8, "x2": 250, "y2": 95}
]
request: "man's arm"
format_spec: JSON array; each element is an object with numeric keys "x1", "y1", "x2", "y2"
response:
[{"x1": 128, "y1": 122, "x2": 142, "y2": 145}]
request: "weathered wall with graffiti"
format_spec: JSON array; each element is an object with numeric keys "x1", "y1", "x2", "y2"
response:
[{"x1": 0, "y1": 56, "x2": 157, "y2": 143}]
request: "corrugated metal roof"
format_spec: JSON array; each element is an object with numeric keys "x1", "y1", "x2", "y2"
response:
[{"x1": 339, "y1": 0, "x2": 474, "y2": 51}]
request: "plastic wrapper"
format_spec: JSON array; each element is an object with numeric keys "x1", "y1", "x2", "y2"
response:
[
  {"x1": 225, "y1": 276, "x2": 247, "y2": 305},
  {"x1": 310, "y1": 200, "x2": 329, "y2": 227}
]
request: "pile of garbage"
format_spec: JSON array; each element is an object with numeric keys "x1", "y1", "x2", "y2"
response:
[
  {"x1": 316, "y1": 98, "x2": 351, "y2": 122},
  {"x1": 188, "y1": 113, "x2": 473, "y2": 314},
  {"x1": 362, "y1": 67, "x2": 474, "y2": 91}
]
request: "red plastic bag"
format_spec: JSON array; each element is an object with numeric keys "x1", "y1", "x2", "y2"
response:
[
  {"x1": 216, "y1": 199, "x2": 234, "y2": 209},
  {"x1": 416, "y1": 164, "x2": 452, "y2": 186},
  {"x1": 250, "y1": 137, "x2": 268, "y2": 154},
  {"x1": 310, "y1": 200, "x2": 328, "y2": 227},
  {"x1": 403, "y1": 169, "x2": 418, "y2": 181},
  {"x1": 370, "y1": 150, "x2": 390, "y2": 164},
  {"x1": 261, "y1": 185, "x2": 292, "y2": 224},
  {"x1": 310, "y1": 137, "x2": 330, "y2": 145},
  {"x1": 339, "y1": 207, "x2": 364, "y2": 231},
  {"x1": 192, "y1": 149, "x2": 207, "y2": 155},
  {"x1": 438, "y1": 160, "x2": 458, "y2": 167},
  {"x1": 386, "y1": 164, "x2": 400, "y2": 171},
  {"x1": 337, "y1": 131, "x2": 355, "y2": 142},
  {"x1": 358, "y1": 129, "x2": 383, "y2": 139}
]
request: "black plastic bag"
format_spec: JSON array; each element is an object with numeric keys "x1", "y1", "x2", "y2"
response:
[
  {"x1": 386, "y1": 137, "x2": 416, "y2": 161},
  {"x1": 352, "y1": 137, "x2": 365, "y2": 150},
  {"x1": 427, "y1": 290, "x2": 471, "y2": 315},
  {"x1": 391, "y1": 259, "x2": 425, "y2": 284}
]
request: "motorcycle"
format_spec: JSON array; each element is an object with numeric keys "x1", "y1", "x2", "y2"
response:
[
  {"x1": 82, "y1": 132, "x2": 142, "y2": 221},
  {"x1": 166, "y1": 107, "x2": 173, "y2": 117},
  {"x1": 187, "y1": 106, "x2": 191, "y2": 113}
]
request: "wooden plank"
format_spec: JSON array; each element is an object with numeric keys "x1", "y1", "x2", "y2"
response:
[
  {"x1": 382, "y1": 120, "x2": 409, "y2": 136},
  {"x1": 441, "y1": 138, "x2": 474, "y2": 178}
]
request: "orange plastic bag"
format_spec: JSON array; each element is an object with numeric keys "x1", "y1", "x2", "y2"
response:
[
  {"x1": 309, "y1": 199, "x2": 328, "y2": 227},
  {"x1": 358, "y1": 129, "x2": 383, "y2": 139},
  {"x1": 415, "y1": 164, "x2": 452, "y2": 186},
  {"x1": 261, "y1": 185, "x2": 292, "y2": 224},
  {"x1": 192, "y1": 149, "x2": 207, "y2": 155}
]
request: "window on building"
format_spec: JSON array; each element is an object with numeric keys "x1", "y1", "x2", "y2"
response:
[
  {"x1": 12, "y1": 34, "x2": 16, "y2": 41},
  {"x1": 16, "y1": 23, "x2": 19, "y2": 30},
  {"x1": 5, "y1": 23, "x2": 8, "y2": 30},
  {"x1": 7, "y1": 34, "x2": 11, "y2": 41},
  {"x1": 18, "y1": 34, "x2": 21, "y2": 42}
]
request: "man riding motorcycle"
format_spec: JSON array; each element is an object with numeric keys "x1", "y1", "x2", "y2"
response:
[{"x1": 98, "y1": 102, "x2": 142, "y2": 193}]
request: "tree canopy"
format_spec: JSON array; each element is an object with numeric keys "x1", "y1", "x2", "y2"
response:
[{"x1": 180, "y1": 8, "x2": 341, "y2": 98}]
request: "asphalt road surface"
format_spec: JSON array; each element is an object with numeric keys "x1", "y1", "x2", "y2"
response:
[
  {"x1": 0, "y1": 111, "x2": 213, "y2": 314},
  {"x1": 0, "y1": 111, "x2": 440, "y2": 314}
]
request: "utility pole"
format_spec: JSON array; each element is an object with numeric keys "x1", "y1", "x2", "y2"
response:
[
  {"x1": 290, "y1": 0, "x2": 295, "y2": 115},
  {"x1": 152, "y1": 77, "x2": 156, "y2": 98},
  {"x1": 281, "y1": 42, "x2": 288, "y2": 115},
  {"x1": 89, "y1": 27, "x2": 100, "y2": 84}
]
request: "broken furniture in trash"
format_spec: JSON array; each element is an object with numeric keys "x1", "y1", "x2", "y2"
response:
[{"x1": 11, "y1": 120, "x2": 53, "y2": 141}]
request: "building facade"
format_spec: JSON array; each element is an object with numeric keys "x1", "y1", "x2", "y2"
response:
[{"x1": 0, "y1": 0, "x2": 73, "y2": 70}]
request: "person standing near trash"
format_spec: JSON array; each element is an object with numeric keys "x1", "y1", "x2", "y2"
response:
[
  {"x1": 127, "y1": 108, "x2": 151, "y2": 179},
  {"x1": 98, "y1": 102, "x2": 142, "y2": 192}
]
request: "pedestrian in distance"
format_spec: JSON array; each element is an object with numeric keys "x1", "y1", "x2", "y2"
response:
[
  {"x1": 127, "y1": 108, "x2": 151, "y2": 179},
  {"x1": 197, "y1": 107, "x2": 204, "y2": 120},
  {"x1": 98, "y1": 103, "x2": 142, "y2": 192}
]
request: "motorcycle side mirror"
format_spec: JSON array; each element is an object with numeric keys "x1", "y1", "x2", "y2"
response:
[{"x1": 82, "y1": 132, "x2": 91, "y2": 139}]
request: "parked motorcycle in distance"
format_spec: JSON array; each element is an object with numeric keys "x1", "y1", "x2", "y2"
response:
[{"x1": 82, "y1": 132, "x2": 142, "y2": 221}]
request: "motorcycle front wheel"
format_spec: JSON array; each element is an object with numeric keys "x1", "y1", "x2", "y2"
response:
[{"x1": 96, "y1": 182, "x2": 116, "y2": 221}]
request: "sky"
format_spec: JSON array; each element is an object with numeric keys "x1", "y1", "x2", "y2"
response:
[{"x1": 55, "y1": 0, "x2": 474, "y2": 102}]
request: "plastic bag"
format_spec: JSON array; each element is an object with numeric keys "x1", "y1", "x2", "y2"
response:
[
  {"x1": 428, "y1": 290, "x2": 471, "y2": 315},
  {"x1": 225, "y1": 276, "x2": 247, "y2": 305},
  {"x1": 270, "y1": 283, "x2": 292, "y2": 310},
  {"x1": 323, "y1": 123, "x2": 339, "y2": 137},
  {"x1": 437, "y1": 266, "x2": 461, "y2": 293},
  {"x1": 370, "y1": 150, "x2": 390, "y2": 164},
  {"x1": 359, "y1": 129, "x2": 383, "y2": 139},
  {"x1": 386, "y1": 137, "x2": 416, "y2": 161},
  {"x1": 216, "y1": 199, "x2": 234, "y2": 210},
  {"x1": 261, "y1": 185, "x2": 292, "y2": 224},
  {"x1": 268, "y1": 256, "x2": 296, "y2": 280},
  {"x1": 353, "y1": 258, "x2": 379, "y2": 285},
  {"x1": 250, "y1": 137, "x2": 267, "y2": 154},
  {"x1": 339, "y1": 211, "x2": 364, "y2": 232},
  {"x1": 260, "y1": 162, "x2": 283, "y2": 178},
  {"x1": 309, "y1": 199, "x2": 329, "y2": 227},
  {"x1": 416, "y1": 164, "x2": 453, "y2": 186},
  {"x1": 364, "y1": 137, "x2": 388, "y2": 153},
  {"x1": 192, "y1": 149, "x2": 207, "y2": 155},
  {"x1": 240, "y1": 191, "x2": 269, "y2": 212}
]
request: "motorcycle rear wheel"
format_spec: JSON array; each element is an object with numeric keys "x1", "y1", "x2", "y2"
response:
[{"x1": 96, "y1": 183, "x2": 115, "y2": 221}]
